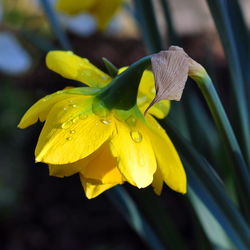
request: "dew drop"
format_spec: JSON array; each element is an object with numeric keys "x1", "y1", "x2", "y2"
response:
[
  {"x1": 61, "y1": 120, "x2": 73, "y2": 129},
  {"x1": 68, "y1": 100, "x2": 73, "y2": 103},
  {"x1": 100, "y1": 119, "x2": 111, "y2": 125},
  {"x1": 126, "y1": 116, "x2": 136, "y2": 126},
  {"x1": 42, "y1": 96, "x2": 51, "y2": 102},
  {"x1": 79, "y1": 114, "x2": 88, "y2": 120},
  {"x1": 130, "y1": 131, "x2": 143, "y2": 143},
  {"x1": 70, "y1": 104, "x2": 77, "y2": 108},
  {"x1": 66, "y1": 137, "x2": 72, "y2": 141},
  {"x1": 101, "y1": 75, "x2": 108, "y2": 80},
  {"x1": 70, "y1": 130, "x2": 76, "y2": 134},
  {"x1": 63, "y1": 107, "x2": 68, "y2": 111},
  {"x1": 72, "y1": 117, "x2": 79, "y2": 123}
]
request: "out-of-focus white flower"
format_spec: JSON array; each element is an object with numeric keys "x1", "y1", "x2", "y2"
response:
[
  {"x1": 59, "y1": 13, "x2": 97, "y2": 37},
  {"x1": 0, "y1": 32, "x2": 32, "y2": 75}
]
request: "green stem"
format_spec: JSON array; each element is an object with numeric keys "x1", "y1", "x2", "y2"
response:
[
  {"x1": 134, "y1": 0, "x2": 163, "y2": 53},
  {"x1": 191, "y1": 73, "x2": 250, "y2": 221},
  {"x1": 99, "y1": 56, "x2": 151, "y2": 110}
]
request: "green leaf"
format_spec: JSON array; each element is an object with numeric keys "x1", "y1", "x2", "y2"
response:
[
  {"x1": 134, "y1": 0, "x2": 163, "y2": 53},
  {"x1": 106, "y1": 186, "x2": 165, "y2": 250},
  {"x1": 162, "y1": 119, "x2": 250, "y2": 250},
  {"x1": 189, "y1": 189, "x2": 234, "y2": 250},
  {"x1": 206, "y1": 0, "x2": 250, "y2": 166},
  {"x1": 102, "y1": 57, "x2": 118, "y2": 78}
]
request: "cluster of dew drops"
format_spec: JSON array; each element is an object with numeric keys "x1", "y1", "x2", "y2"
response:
[{"x1": 42, "y1": 91, "x2": 143, "y2": 144}]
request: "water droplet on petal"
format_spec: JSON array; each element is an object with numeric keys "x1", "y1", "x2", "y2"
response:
[
  {"x1": 70, "y1": 130, "x2": 75, "y2": 134},
  {"x1": 101, "y1": 75, "x2": 108, "y2": 80},
  {"x1": 68, "y1": 100, "x2": 73, "y2": 103},
  {"x1": 66, "y1": 137, "x2": 72, "y2": 141},
  {"x1": 130, "y1": 131, "x2": 143, "y2": 143},
  {"x1": 61, "y1": 120, "x2": 73, "y2": 129},
  {"x1": 70, "y1": 104, "x2": 77, "y2": 108},
  {"x1": 151, "y1": 87, "x2": 156, "y2": 94},
  {"x1": 42, "y1": 96, "x2": 51, "y2": 102},
  {"x1": 79, "y1": 114, "x2": 88, "y2": 120},
  {"x1": 63, "y1": 107, "x2": 68, "y2": 111},
  {"x1": 100, "y1": 119, "x2": 111, "y2": 125},
  {"x1": 126, "y1": 116, "x2": 136, "y2": 126},
  {"x1": 72, "y1": 117, "x2": 79, "y2": 123}
]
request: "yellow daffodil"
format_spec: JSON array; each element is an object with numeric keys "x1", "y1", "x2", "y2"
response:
[
  {"x1": 55, "y1": 0, "x2": 124, "y2": 31},
  {"x1": 18, "y1": 51, "x2": 186, "y2": 199}
]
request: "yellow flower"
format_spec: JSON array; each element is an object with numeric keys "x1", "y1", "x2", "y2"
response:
[
  {"x1": 18, "y1": 51, "x2": 186, "y2": 199},
  {"x1": 55, "y1": 0, "x2": 124, "y2": 31}
]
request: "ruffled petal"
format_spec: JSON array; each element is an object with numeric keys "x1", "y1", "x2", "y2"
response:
[
  {"x1": 80, "y1": 175, "x2": 118, "y2": 199},
  {"x1": 18, "y1": 90, "x2": 78, "y2": 129},
  {"x1": 49, "y1": 155, "x2": 91, "y2": 178},
  {"x1": 80, "y1": 142, "x2": 124, "y2": 184},
  {"x1": 145, "y1": 115, "x2": 186, "y2": 194},
  {"x1": 35, "y1": 96, "x2": 114, "y2": 164},
  {"x1": 152, "y1": 168, "x2": 164, "y2": 195},
  {"x1": 46, "y1": 51, "x2": 111, "y2": 87},
  {"x1": 110, "y1": 117, "x2": 157, "y2": 188}
]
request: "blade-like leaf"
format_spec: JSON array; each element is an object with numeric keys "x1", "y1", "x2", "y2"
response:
[
  {"x1": 206, "y1": 0, "x2": 250, "y2": 166},
  {"x1": 134, "y1": 0, "x2": 163, "y2": 53},
  {"x1": 106, "y1": 186, "x2": 165, "y2": 250},
  {"x1": 162, "y1": 119, "x2": 250, "y2": 250}
]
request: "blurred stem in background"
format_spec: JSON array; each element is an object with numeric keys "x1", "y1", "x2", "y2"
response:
[
  {"x1": 134, "y1": 0, "x2": 163, "y2": 53},
  {"x1": 39, "y1": 0, "x2": 72, "y2": 51},
  {"x1": 206, "y1": 0, "x2": 250, "y2": 166}
]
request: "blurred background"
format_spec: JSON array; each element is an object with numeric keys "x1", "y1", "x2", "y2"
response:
[{"x1": 0, "y1": 0, "x2": 249, "y2": 249}]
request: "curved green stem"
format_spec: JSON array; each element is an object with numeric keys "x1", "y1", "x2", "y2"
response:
[{"x1": 191, "y1": 73, "x2": 250, "y2": 221}]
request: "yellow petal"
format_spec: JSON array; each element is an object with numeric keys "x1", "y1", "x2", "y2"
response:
[
  {"x1": 152, "y1": 168, "x2": 164, "y2": 195},
  {"x1": 110, "y1": 118, "x2": 157, "y2": 188},
  {"x1": 46, "y1": 51, "x2": 111, "y2": 87},
  {"x1": 80, "y1": 175, "x2": 117, "y2": 199},
  {"x1": 56, "y1": 0, "x2": 94, "y2": 15},
  {"x1": 49, "y1": 155, "x2": 91, "y2": 177},
  {"x1": 18, "y1": 91, "x2": 77, "y2": 129},
  {"x1": 146, "y1": 115, "x2": 186, "y2": 194},
  {"x1": 80, "y1": 142, "x2": 124, "y2": 184},
  {"x1": 89, "y1": 0, "x2": 123, "y2": 31},
  {"x1": 35, "y1": 96, "x2": 114, "y2": 164}
]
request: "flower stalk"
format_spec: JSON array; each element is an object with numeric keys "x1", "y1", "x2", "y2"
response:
[{"x1": 189, "y1": 67, "x2": 250, "y2": 221}]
